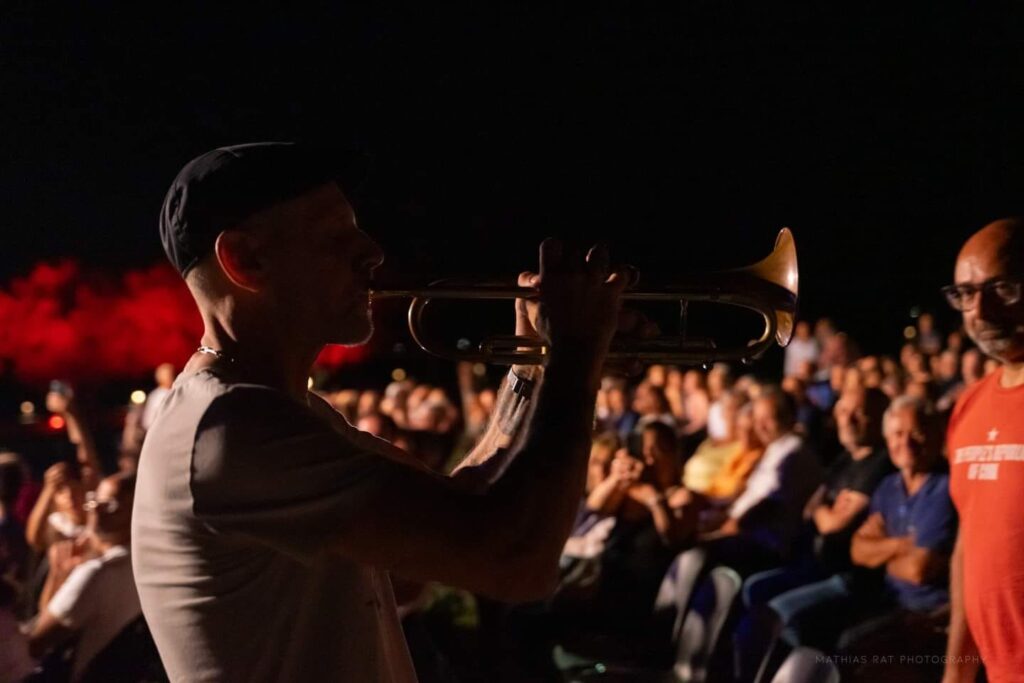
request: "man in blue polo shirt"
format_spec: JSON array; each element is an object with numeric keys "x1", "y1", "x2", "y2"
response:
[
  {"x1": 856, "y1": 461, "x2": 953, "y2": 612},
  {"x1": 848, "y1": 396, "x2": 955, "y2": 613},
  {"x1": 837, "y1": 395, "x2": 957, "y2": 681}
]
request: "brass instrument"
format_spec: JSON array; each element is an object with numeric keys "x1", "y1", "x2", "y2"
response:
[{"x1": 370, "y1": 228, "x2": 798, "y2": 366}]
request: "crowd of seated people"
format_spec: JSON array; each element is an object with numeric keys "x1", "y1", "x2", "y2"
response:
[
  {"x1": 321, "y1": 370, "x2": 464, "y2": 472},
  {"x1": 0, "y1": 309, "x2": 993, "y2": 682},
  {"x1": 536, "y1": 314, "x2": 979, "y2": 682},
  {"x1": 0, "y1": 382, "x2": 162, "y2": 682},
  {"x1": 734, "y1": 386, "x2": 893, "y2": 667}
]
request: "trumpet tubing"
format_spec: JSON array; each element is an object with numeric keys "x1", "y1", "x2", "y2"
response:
[{"x1": 371, "y1": 228, "x2": 798, "y2": 366}]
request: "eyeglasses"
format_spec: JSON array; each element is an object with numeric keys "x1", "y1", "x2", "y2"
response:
[
  {"x1": 941, "y1": 279, "x2": 1023, "y2": 311},
  {"x1": 83, "y1": 491, "x2": 119, "y2": 514}
]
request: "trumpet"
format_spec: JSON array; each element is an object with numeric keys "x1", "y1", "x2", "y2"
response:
[{"x1": 370, "y1": 228, "x2": 798, "y2": 366}]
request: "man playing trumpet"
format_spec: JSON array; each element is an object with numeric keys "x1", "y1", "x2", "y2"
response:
[{"x1": 132, "y1": 142, "x2": 631, "y2": 682}]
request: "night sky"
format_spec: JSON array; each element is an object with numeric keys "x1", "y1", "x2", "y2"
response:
[{"x1": 4, "y1": 4, "x2": 1024, "y2": 362}]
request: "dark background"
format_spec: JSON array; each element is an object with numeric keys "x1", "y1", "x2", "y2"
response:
[{"x1": 4, "y1": 3, "x2": 1024, "y2": 358}]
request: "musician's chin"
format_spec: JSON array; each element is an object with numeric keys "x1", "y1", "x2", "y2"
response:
[
  {"x1": 333, "y1": 313, "x2": 374, "y2": 346},
  {"x1": 353, "y1": 318, "x2": 374, "y2": 344}
]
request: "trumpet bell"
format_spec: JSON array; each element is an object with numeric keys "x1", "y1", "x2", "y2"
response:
[{"x1": 732, "y1": 227, "x2": 798, "y2": 347}]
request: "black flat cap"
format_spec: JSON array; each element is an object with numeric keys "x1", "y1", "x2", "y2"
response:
[{"x1": 159, "y1": 142, "x2": 365, "y2": 277}]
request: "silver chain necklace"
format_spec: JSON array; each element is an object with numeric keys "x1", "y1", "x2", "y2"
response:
[{"x1": 197, "y1": 345, "x2": 236, "y2": 363}]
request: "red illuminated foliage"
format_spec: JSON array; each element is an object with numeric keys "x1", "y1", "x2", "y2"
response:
[{"x1": 0, "y1": 261, "x2": 368, "y2": 382}]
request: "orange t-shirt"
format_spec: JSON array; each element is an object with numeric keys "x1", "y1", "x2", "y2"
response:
[
  {"x1": 948, "y1": 368, "x2": 1024, "y2": 682},
  {"x1": 703, "y1": 447, "x2": 764, "y2": 499}
]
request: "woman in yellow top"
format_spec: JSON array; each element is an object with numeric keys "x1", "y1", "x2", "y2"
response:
[
  {"x1": 666, "y1": 404, "x2": 765, "y2": 537},
  {"x1": 682, "y1": 391, "x2": 747, "y2": 493},
  {"x1": 702, "y1": 404, "x2": 764, "y2": 499}
]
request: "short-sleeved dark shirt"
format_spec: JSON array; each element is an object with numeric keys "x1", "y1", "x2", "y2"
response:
[
  {"x1": 816, "y1": 448, "x2": 894, "y2": 572},
  {"x1": 823, "y1": 448, "x2": 894, "y2": 504}
]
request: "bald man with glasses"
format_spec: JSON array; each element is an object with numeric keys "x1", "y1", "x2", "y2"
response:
[{"x1": 943, "y1": 219, "x2": 1024, "y2": 683}]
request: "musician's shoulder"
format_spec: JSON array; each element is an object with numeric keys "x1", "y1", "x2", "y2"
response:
[{"x1": 197, "y1": 383, "x2": 321, "y2": 438}]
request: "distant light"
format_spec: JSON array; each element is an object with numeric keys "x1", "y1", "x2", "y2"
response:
[
  {"x1": 472, "y1": 363, "x2": 487, "y2": 377},
  {"x1": 130, "y1": 390, "x2": 147, "y2": 405},
  {"x1": 392, "y1": 368, "x2": 407, "y2": 382},
  {"x1": 19, "y1": 401, "x2": 34, "y2": 415},
  {"x1": 904, "y1": 326, "x2": 917, "y2": 340},
  {"x1": 48, "y1": 415, "x2": 65, "y2": 430},
  {"x1": 307, "y1": 377, "x2": 315, "y2": 390},
  {"x1": 457, "y1": 338, "x2": 471, "y2": 351}
]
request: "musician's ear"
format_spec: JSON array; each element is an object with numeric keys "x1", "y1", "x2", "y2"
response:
[{"x1": 214, "y1": 230, "x2": 266, "y2": 293}]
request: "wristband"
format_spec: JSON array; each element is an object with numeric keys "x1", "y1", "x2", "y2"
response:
[{"x1": 508, "y1": 368, "x2": 536, "y2": 399}]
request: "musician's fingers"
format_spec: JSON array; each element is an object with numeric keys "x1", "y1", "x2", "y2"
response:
[
  {"x1": 605, "y1": 265, "x2": 634, "y2": 293},
  {"x1": 562, "y1": 242, "x2": 583, "y2": 273},
  {"x1": 514, "y1": 270, "x2": 541, "y2": 335},
  {"x1": 518, "y1": 271, "x2": 540, "y2": 288},
  {"x1": 621, "y1": 265, "x2": 640, "y2": 289},
  {"x1": 585, "y1": 243, "x2": 610, "y2": 280},
  {"x1": 539, "y1": 238, "x2": 563, "y2": 278}
]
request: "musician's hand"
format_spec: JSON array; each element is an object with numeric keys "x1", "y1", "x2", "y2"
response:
[
  {"x1": 514, "y1": 271, "x2": 543, "y2": 341},
  {"x1": 518, "y1": 240, "x2": 632, "y2": 372},
  {"x1": 519, "y1": 256, "x2": 653, "y2": 377},
  {"x1": 536, "y1": 240, "x2": 628, "y2": 360},
  {"x1": 518, "y1": 265, "x2": 648, "y2": 342}
]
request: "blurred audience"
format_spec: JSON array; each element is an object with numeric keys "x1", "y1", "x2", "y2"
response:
[
  {"x1": 0, "y1": 455, "x2": 28, "y2": 592},
  {"x1": 28, "y1": 472, "x2": 150, "y2": 681},
  {"x1": 0, "y1": 577, "x2": 33, "y2": 683},
  {"x1": 581, "y1": 423, "x2": 684, "y2": 623},
  {"x1": 705, "y1": 363, "x2": 734, "y2": 441},
  {"x1": 626, "y1": 381, "x2": 676, "y2": 456},
  {"x1": 838, "y1": 396, "x2": 956, "y2": 681},
  {"x1": 677, "y1": 370, "x2": 710, "y2": 455},
  {"x1": 653, "y1": 388, "x2": 822, "y2": 636},
  {"x1": 682, "y1": 390, "x2": 745, "y2": 493},
  {"x1": 0, "y1": 309, "x2": 986, "y2": 682},
  {"x1": 140, "y1": 364, "x2": 175, "y2": 432},
  {"x1": 25, "y1": 463, "x2": 86, "y2": 557},
  {"x1": 734, "y1": 387, "x2": 893, "y2": 678},
  {"x1": 784, "y1": 321, "x2": 820, "y2": 378},
  {"x1": 701, "y1": 404, "x2": 764, "y2": 500},
  {"x1": 916, "y1": 313, "x2": 943, "y2": 356}
]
